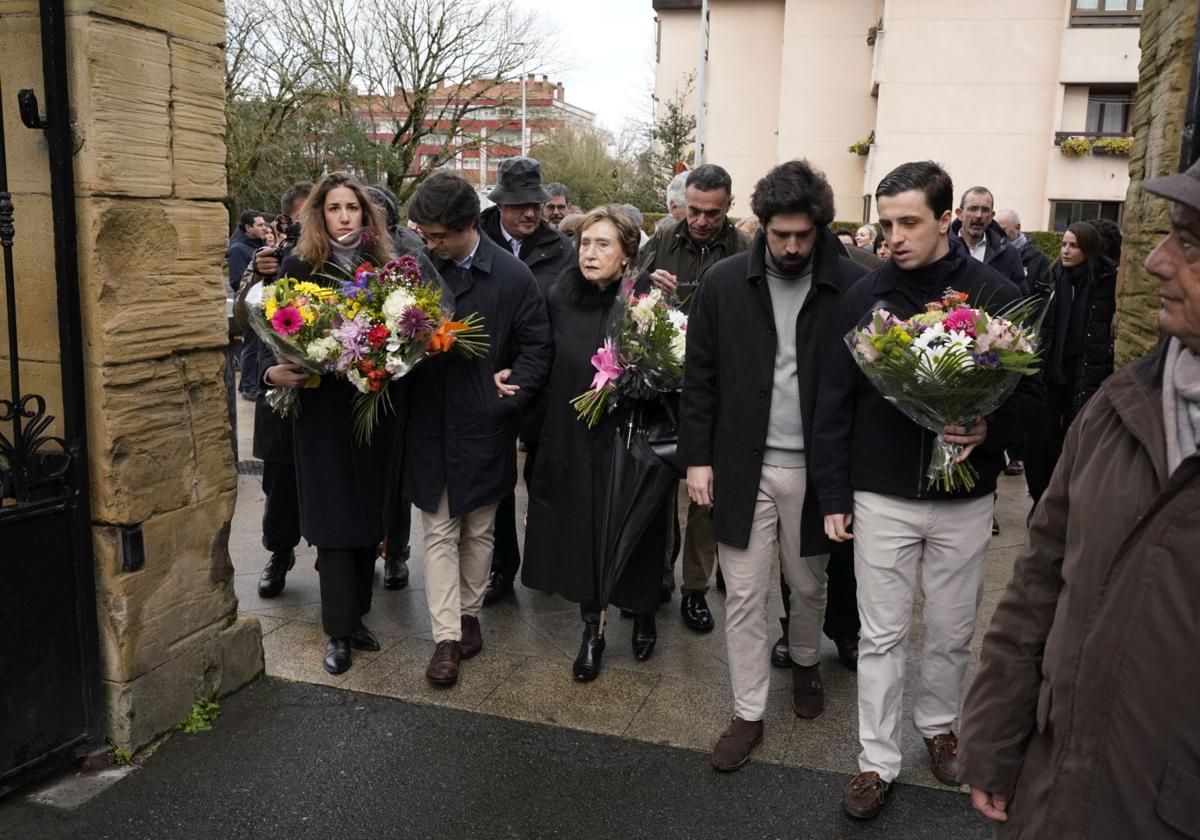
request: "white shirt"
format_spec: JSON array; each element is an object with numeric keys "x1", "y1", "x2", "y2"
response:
[
  {"x1": 967, "y1": 237, "x2": 987, "y2": 262},
  {"x1": 500, "y1": 224, "x2": 523, "y2": 257}
]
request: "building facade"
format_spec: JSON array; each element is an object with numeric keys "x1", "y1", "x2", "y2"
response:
[
  {"x1": 351, "y1": 75, "x2": 596, "y2": 187},
  {"x1": 654, "y1": 0, "x2": 1142, "y2": 230}
]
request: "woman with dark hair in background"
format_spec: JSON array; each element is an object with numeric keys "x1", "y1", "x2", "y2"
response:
[
  {"x1": 1024, "y1": 221, "x2": 1116, "y2": 505},
  {"x1": 263, "y1": 170, "x2": 397, "y2": 675}
]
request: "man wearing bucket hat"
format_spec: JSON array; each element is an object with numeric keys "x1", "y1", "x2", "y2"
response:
[
  {"x1": 479, "y1": 156, "x2": 576, "y2": 606},
  {"x1": 957, "y1": 156, "x2": 1200, "y2": 837}
]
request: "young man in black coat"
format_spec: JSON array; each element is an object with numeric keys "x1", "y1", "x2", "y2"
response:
[
  {"x1": 404, "y1": 172, "x2": 553, "y2": 687},
  {"x1": 678, "y1": 160, "x2": 867, "y2": 772},
  {"x1": 476, "y1": 156, "x2": 575, "y2": 606},
  {"x1": 810, "y1": 161, "x2": 1038, "y2": 820}
]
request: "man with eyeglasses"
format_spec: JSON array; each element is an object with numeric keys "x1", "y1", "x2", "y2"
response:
[
  {"x1": 949, "y1": 186, "x2": 1028, "y2": 293},
  {"x1": 476, "y1": 156, "x2": 575, "y2": 607}
]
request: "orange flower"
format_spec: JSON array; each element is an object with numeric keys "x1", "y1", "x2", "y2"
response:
[{"x1": 428, "y1": 321, "x2": 468, "y2": 355}]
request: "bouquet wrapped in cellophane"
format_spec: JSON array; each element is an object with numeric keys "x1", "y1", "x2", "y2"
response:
[
  {"x1": 846, "y1": 288, "x2": 1046, "y2": 492},
  {"x1": 571, "y1": 285, "x2": 688, "y2": 429},
  {"x1": 246, "y1": 247, "x2": 488, "y2": 443}
]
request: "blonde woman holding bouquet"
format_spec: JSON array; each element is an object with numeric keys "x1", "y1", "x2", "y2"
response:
[
  {"x1": 522, "y1": 205, "x2": 672, "y2": 682},
  {"x1": 262, "y1": 170, "x2": 397, "y2": 675}
]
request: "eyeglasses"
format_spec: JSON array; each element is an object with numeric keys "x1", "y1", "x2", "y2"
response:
[{"x1": 417, "y1": 227, "x2": 455, "y2": 244}]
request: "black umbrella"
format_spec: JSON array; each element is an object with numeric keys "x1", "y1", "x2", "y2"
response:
[{"x1": 594, "y1": 398, "x2": 683, "y2": 627}]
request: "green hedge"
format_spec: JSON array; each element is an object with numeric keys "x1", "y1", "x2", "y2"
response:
[{"x1": 1026, "y1": 230, "x2": 1062, "y2": 263}]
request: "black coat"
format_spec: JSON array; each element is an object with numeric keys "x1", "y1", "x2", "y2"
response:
[
  {"x1": 226, "y1": 228, "x2": 263, "y2": 293},
  {"x1": 480, "y1": 205, "x2": 576, "y2": 296},
  {"x1": 1042, "y1": 256, "x2": 1116, "y2": 418},
  {"x1": 678, "y1": 228, "x2": 867, "y2": 554},
  {"x1": 950, "y1": 219, "x2": 1030, "y2": 295},
  {"x1": 276, "y1": 254, "x2": 395, "y2": 549},
  {"x1": 402, "y1": 233, "x2": 553, "y2": 517},
  {"x1": 521, "y1": 267, "x2": 668, "y2": 613},
  {"x1": 810, "y1": 238, "x2": 1043, "y2": 515},
  {"x1": 1017, "y1": 236, "x2": 1051, "y2": 296}
]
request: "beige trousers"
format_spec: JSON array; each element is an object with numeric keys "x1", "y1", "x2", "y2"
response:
[
  {"x1": 852, "y1": 490, "x2": 994, "y2": 782},
  {"x1": 420, "y1": 490, "x2": 501, "y2": 643},
  {"x1": 719, "y1": 465, "x2": 828, "y2": 721}
]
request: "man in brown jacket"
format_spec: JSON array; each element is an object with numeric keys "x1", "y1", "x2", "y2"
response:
[{"x1": 958, "y1": 158, "x2": 1200, "y2": 837}]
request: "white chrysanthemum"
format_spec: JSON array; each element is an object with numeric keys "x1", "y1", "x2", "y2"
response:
[
  {"x1": 911, "y1": 323, "x2": 974, "y2": 381},
  {"x1": 669, "y1": 330, "x2": 687, "y2": 361},
  {"x1": 304, "y1": 335, "x2": 341, "y2": 364},
  {"x1": 630, "y1": 295, "x2": 659, "y2": 333},
  {"x1": 381, "y1": 288, "x2": 416, "y2": 326},
  {"x1": 385, "y1": 352, "x2": 415, "y2": 377}
]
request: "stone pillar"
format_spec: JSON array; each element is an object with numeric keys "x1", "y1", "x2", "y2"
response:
[
  {"x1": 1114, "y1": 0, "x2": 1200, "y2": 366},
  {"x1": 1, "y1": 0, "x2": 262, "y2": 749}
]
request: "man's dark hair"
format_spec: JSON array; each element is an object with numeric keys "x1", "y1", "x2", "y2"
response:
[
  {"x1": 835, "y1": 229, "x2": 856, "y2": 245},
  {"x1": 280, "y1": 182, "x2": 313, "y2": 216},
  {"x1": 545, "y1": 182, "x2": 570, "y2": 202},
  {"x1": 685, "y1": 164, "x2": 733, "y2": 196},
  {"x1": 750, "y1": 159, "x2": 835, "y2": 228},
  {"x1": 407, "y1": 172, "x2": 480, "y2": 231},
  {"x1": 958, "y1": 185, "x2": 995, "y2": 210},
  {"x1": 875, "y1": 161, "x2": 954, "y2": 218},
  {"x1": 1085, "y1": 217, "x2": 1123, "y2": 262},
  {"x1": 238, "y1": 209, "x2": 264, "y2": 232}
]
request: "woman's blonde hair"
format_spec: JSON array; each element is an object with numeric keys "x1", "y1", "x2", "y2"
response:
[
  {"x1": 574, "y1": 204, "x2": 642, "y2": 262},
  {"x1": 296, "y1": 171, "x2": 394, "y2": 267}
]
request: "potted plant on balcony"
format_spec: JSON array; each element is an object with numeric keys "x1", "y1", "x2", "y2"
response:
[
  {"x1": 1059, "y1": 137, "x2": 1091, "y2": 158},
  {"x1": 1091, "y1": 137, "x2": 1132, "y2": 157},
  {"x1": 848, "y1": 131, "x2": 875, "y2": 156}
]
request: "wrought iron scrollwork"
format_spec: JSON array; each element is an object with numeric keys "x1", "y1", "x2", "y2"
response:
[{"x1": 0, "y1": 393, "x2": 71, "y2": 505}]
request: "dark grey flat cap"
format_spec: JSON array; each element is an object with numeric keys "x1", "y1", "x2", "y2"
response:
[
  {"x1": 1143, "y1": 157, "x2": 1200, "y2": 213},
  {"x1": 489, "y1": 156, "x2": 551, "y2": 205}
]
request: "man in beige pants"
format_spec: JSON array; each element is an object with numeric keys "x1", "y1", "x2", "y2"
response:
[{"x1": 679, "y1": 160, "x2": 867, "y2": 771}]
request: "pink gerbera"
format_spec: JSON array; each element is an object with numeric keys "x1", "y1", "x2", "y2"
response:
[
  {"x1": 271, "y1": 306, "x2": 304, "y2": 335},
  {"x1": 943, "y1": 307, "x2": 978, "y2": 337}
]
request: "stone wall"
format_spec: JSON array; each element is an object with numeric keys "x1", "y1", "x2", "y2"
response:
[
  {"x1": 0, "y1": 0, "x2": 262, "y2": 749},
  {"x1": 1114, "y1": 0, "x2": 1199, "y2": 366}
]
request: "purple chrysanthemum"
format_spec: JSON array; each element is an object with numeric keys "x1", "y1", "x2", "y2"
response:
[{"x1": 397, "y1": 305, "x2": 434, "y2": 339}]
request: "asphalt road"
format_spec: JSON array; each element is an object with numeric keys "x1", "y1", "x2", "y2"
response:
[{"x1": 0, "y1": 678, "x2": 990, "y2": 840}]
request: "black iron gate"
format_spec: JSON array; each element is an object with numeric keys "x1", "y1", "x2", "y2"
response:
[{"x1": 0, "y1": 0, "x2": 104, "y2": 796}]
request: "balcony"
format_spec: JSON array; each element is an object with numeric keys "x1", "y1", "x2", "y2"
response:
[{"x1": 1069, "y1": 0, "x2": 1143, "y2": 28}]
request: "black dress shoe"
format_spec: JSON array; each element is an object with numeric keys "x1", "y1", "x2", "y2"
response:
[
  {"x1": 632, "y1": 613, "x2": 657, "y2": 661},
  {"x1": 771, "y1": 617, "x2": 790, "y2": 668},
  {"x1": 350, "y1": 624, "x2": 380, "y2": 651},
  {"x1": 680, "y1": 593, "x2": 715, "y2": 633},
  {"x1": 834, "y1": 635, "x2": 859, "y2": 671},
  {"x1": 482, "y1": 571, "x2": 513, "y2": 606},
  {"x1": 324, "y1": 637, "x2": 352, "y2": 674},
  {"x1": 257, "y1": 550, "x2": 295, "y2": 598},
  {"x1": 383, "y1": 554, "x2": 409, "y2": 590},
  {"x1": 572, "y1": 622, "x2": 605, "y2": 681}
]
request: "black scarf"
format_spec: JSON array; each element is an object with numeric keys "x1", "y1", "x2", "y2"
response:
[
  {"x1": 1047, "y1": 261, "x2": 1092, "y2": 385},
  {"x1": 875, "y1": 238, "x2": 970, "y2": 309},
  {"x1": 559, "y1": 265, "x2": 622, "y2": 311}
]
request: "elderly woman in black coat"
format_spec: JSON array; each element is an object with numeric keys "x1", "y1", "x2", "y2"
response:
[
  {"x1": 1024, "y1": 221, "x2": 1116, "y2": 504},
  {"x1": 263, "y1": 171, "x2": 396, "y2": 675},
  {"x1": 522, "y1": 205, "x2": 672, "y2": 682}
]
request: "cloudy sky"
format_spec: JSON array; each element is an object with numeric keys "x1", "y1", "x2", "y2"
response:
[{"x1": 512, "y1": 0, "x2": 660, "y2": 136}]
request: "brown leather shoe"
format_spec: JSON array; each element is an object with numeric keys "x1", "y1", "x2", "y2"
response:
[
  {"x1": 791, "y1": 662, "x2": 824, "y2": 719},
  {"x1": 843, "y1": 771, "x2": 892, "y2": 819},
  {"x1": 460, "y1": 615, "x2": 483, "y2": 659},
  {"x1": 924, "y1": 731, "x2": 960, "y2": 786},
  {"x1": 425, "y1": 640, "x2": 461, "y2": 686},
  {"x1": 710, "y1": 717, "x2": 764, "y2": 772}
]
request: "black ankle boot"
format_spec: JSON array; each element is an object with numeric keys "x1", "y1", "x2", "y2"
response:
[
  {"x1": 572, "y1": 621, "x2": 605, "y2": 682},
  {"x1": 632, "y1": 613, "x2": 657, "y2": 661}
]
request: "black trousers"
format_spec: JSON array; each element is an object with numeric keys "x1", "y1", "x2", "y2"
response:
[
  {"x1": 261, "y1": 460, "x2": 301, "y2": 554},
  {"x1": 317, "y1": 547, "x2": 376, "y2": 638},
  {"x1": 491, "y1": 442, "x2": 538, "y2": 579},
  {"x1": 780, "y1": 540, "x2": 860, "y2": 640},
  {"x1": 385, "y1": 501, "x2": 412, "y2": 559},
  {"x1": 1025, "y1": 384, "x2": 1070, "y2": 504}
]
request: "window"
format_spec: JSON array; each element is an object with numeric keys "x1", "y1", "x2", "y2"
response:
[
  {"x1": 1050, "y1": 200, "x2": 1123, "y2": 232},
  {"x1": 1070, "y1": 0, "x2": 1142, "y2": 26},
  {"x1": 1085, "y1": 86, "x2": 1135, "y2": 135}
]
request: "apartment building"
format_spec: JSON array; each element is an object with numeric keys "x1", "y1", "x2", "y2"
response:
[{"x1": 654, "y1": 0, "x2": 1142, "y2": 230}]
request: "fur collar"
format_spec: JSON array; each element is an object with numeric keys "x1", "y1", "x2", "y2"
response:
[{"x1": 559, "y1": 265, "x2": 622, "y2": 310}]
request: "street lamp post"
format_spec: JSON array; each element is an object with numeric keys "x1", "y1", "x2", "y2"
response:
[{"x1": 520, "y1": 69, "x2": 528, "y2": 157}]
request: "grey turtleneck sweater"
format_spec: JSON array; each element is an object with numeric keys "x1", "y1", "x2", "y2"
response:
[{"x1": 763, "y1": 248, "x2": 813, "y2": 468}]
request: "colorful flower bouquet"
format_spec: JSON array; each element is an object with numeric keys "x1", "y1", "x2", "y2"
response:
[
  {"x1": 572, "y1": 286, "x2": 688, "y2": 428},
  {"x1": 247, "y1": 252, "x2": 488, "y2": 442},
  {"x1": 847, "y1": 288, "x2": 1044, "y2": 492}
]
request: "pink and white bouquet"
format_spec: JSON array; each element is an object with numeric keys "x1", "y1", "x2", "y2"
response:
[
  {"x1": 847, "y1": 288, "x2": 1043, "y2": 492},
  {"x1": 572, "y1": 287, "x2": 688, "y2": 428}
]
